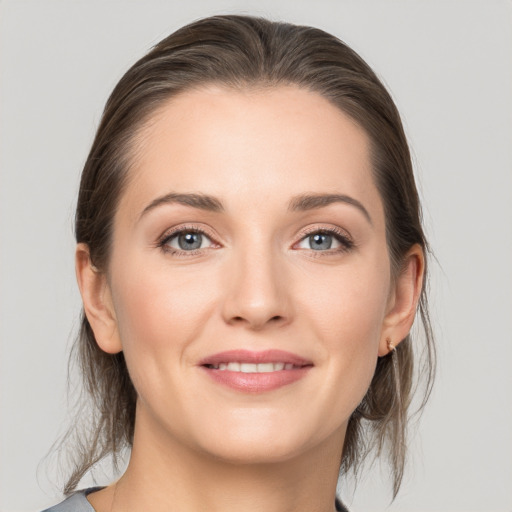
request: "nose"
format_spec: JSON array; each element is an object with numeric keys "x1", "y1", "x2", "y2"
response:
[{"x1": 221, "y1": 245, "x2": 293, "y2": 331}]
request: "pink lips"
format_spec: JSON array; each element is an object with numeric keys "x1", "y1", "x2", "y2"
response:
[{"x1": 199, "y1": 349, "x2": 313, "y2": 393}]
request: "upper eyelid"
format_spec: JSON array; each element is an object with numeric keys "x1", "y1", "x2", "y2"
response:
[
  {"x1": 159, "y1": 224, "x2": 218, "y2": 243},
  {"x1": 295, "y1": 224, "x2": 353, "y2": 242}
]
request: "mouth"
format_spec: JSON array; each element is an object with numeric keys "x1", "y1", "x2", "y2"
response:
[
  {"x1": 205, "y1": 362, "x2": 304, "y2": 372},
  {"x1": 199, "y1": 349, "x2": 313, "y2": 393}
]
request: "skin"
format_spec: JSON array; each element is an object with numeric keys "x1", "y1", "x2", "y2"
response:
[{"x1": 77, "y1": 85, "x2": 424, "y2": 512}]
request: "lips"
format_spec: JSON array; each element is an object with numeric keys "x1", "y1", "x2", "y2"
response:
[{"x1": 198, "y1": 349, "x2": 313, "y2": 393}]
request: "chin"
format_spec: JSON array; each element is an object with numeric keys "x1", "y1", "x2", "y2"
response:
[
  {"x1": 190, "y1": 412, "x2": 345, "y2": 466},
  {"x1": 201, "y1": 436, "x2": 311, "y2": 465}
]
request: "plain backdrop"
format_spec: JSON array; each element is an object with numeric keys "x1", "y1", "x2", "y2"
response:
[{"x1": 1, "y1": 1, "x2": 511, "y2": 511}]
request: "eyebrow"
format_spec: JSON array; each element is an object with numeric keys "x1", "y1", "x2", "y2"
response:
[
  {"x1": 288, "y1": 193, "x2": 372, "y2": 224},
  {"x1": 140, "y1": 192, "x2": 224, "y2": 219},
  {"x1": 140, "y1": 191, "x2": 371, "y2": 224}
]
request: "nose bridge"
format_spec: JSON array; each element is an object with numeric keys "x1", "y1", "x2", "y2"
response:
[{"x1": 222, "y1": 229, "x2": 290, "y2": 329}]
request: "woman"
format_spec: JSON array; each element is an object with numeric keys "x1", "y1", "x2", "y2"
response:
[{"x1": 44, "y1": 14, "x2": 435, "y2": 512}]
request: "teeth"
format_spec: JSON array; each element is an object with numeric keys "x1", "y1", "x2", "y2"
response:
[
  {"x1": 240, "y1": 363, "x2": 258, "y2": 373},
  {"x1": 209, "y1": 362, "x2": 300, "y2": 372}
]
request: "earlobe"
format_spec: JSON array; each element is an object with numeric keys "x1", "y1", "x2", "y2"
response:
[
  {"x1": 75, "y1": 243, "x2": 122, "y2": 354},
  {"x1": 378, "y1": 244, "x2": 424, "y2": 357}
]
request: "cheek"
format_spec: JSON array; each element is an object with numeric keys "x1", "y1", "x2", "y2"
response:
[
  {"x1": 304, "y1": 261, "x2": 390, "y2": 409},
  {"x1": 305, "y1": 260, "x2": 390, "y2": 341},
  {"x1": 107, "y1": 261, "x2": 223, "y2": 423},
  {"x1": 108, "y1": 259, "x2": 218, "y2": 373}
]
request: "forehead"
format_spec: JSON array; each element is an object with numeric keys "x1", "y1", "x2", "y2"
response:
[{"x1": 120, "y1": 84, "x2": 383, "y2": 224}]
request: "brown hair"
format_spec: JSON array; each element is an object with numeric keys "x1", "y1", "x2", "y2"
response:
[{"x1": 64, "y1": 14, "x2": 435, "y2": 498}]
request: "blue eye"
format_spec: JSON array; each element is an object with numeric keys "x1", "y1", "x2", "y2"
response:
[
  {"x1": 296, "y1": 230, "x2": 352, "y2": 252},
  {"x1": 162, "y1": 230, "x2": 214, "y2": 252},
  {"x1": 308, "y1": 233, "x2": 335, "y2": 250}
]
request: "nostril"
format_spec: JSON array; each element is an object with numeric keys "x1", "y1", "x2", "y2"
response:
[{"x1": 228, "y1": 314, "x2": 285, "y2": 328}]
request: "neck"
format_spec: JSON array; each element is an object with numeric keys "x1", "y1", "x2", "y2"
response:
[{"x1": 105, "y1": 405, "x2": 345, "y2": 512}]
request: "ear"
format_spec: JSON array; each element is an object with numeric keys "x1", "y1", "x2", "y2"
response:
[
  {"x1": 75, "y1": 243, "x2": 122, "y2": 354},
  {"x1": 378, "y1": 244, "x2": 425, "y2": 356}
]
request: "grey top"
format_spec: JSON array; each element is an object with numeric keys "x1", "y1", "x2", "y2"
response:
[
  {"x1": 42, "y1": 487, "x2": 348, "y2": 511},
  {"x1": 41, "y1": 488, "x2": 99, "y2": 512}
]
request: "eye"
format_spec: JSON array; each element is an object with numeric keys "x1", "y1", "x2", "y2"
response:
[
  {"x1": 160, "y1": 228, "x2": 215, "y2": 253},
  {"x1": 295, "y1": 229, "x2": 353, "y2": 252}
]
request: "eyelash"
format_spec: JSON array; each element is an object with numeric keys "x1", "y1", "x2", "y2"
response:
[
  {"x1": 157, "y1": 225, "x2": 218, "y2": 256},
  {"x1": 296, "y1": 226, "x2": 355, "y2": 257},
  {"x1": 157, "y1": 225, "x2": 355, "y2": 257}
]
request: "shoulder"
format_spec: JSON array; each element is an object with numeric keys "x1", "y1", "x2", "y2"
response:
[{"x1": 41, "y1": 488, "x2": 102, "y2": 512}]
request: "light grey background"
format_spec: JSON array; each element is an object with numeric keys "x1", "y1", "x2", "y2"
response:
[{"x1": 1, "y1": 1, "x2": 511, "y2": 511}]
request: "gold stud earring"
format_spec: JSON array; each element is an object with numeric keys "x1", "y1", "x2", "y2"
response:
[{"x1": 387, "y1": 338, "x2": 395, "y2": 353}]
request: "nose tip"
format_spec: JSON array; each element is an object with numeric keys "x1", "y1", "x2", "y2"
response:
[{"x1": 221, "y1": 254, "x2": 292, "y2": 330}]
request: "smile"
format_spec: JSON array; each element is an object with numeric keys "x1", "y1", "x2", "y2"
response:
[
  {"x1": 206, "y1": 362, "x2": 303, "y2": 372},
  {"x1": 199, "y1": 350, "x2": 313, "y2": 393}
]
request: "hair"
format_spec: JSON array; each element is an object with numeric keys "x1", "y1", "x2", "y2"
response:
[{"x1": 63, "y1": 14, "x2": 435, "y2": 498}]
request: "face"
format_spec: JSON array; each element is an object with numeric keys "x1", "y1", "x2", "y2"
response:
[{"x1": 99, "y1": 85, "x2": 396, "y2": 463}]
